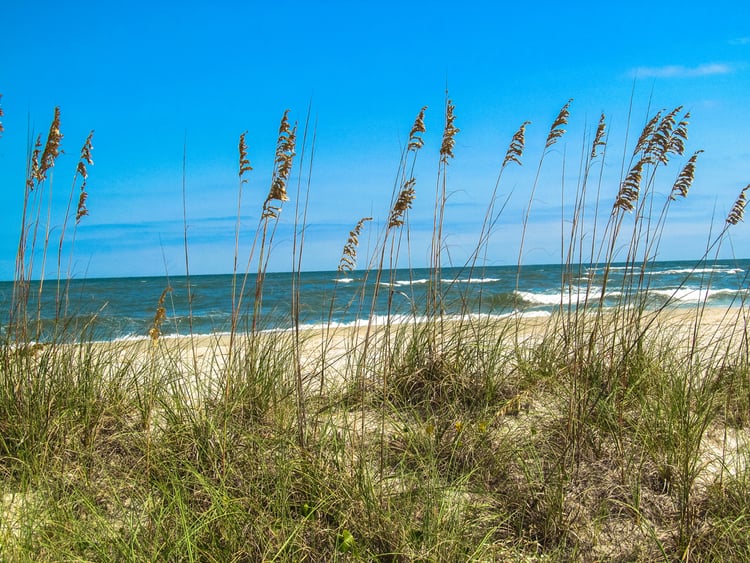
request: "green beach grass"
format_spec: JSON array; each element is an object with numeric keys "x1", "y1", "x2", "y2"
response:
[{"x1": 2, "y1": 96, "x2": 750, "y2": 561}]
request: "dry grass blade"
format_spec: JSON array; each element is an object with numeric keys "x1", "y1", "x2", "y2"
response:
[
  {"x1": 590, "y1": 113, "x2": 606, "y2": 160},
  {"x1": 238, "y1": 131, "x2": 253, "y2": 179},
  {"x1": 148, "y1": 286, "x2": 173, "y2": 343},
  {"x1": 503, "y1": 121, "x2": 531, "y2": 167},
  {"x1": 726, "y1": 184, "x2": 750, "y2": 225},
  {"x1": 670, "y1": 150, "x2": 702, "y2": 201},
  {"x1": 545, "y1": 98, "x2": 572, "y2": 149},
  {"x1": 439, "y1": 99, "x2": 459, "y2": 163},
  {"x1": 408, "y1": 106, "x2": 427, "y2": 151},
  {"x1": 338, "y1": 217, "x2": 372, "y2": 272},
  {"x1": 0, "y1": 93, "x2": 4, "y2": 137},
  {"x1": 614, "y1": 158, "x2": 645, "y2": 212},
  {"x1": 389, "y1": 178, "x2": 416, "y2": 228}
]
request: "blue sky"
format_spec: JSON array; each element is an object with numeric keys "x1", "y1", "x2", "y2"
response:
[{"x1": 1, "y1": 0, "x2": 749, "y2": 279}]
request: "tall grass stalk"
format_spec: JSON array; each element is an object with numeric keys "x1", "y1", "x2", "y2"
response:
[
  {"x1": 251, "y1": 111, "x2": 297, "y2": 335},
  {"x1": 514, "y1": 99, "x2": 572, "y2": 301},
  {"x1": 229, "y1": 130, "x2": 252, "y2": 356},
  {"x1": 426, "y1": 95, "x2": 459, "y2": 338},
  {"x1": 179, "y1": 134, "x2": 200, "y2": 381},
  {"x1": 55, "y1": 130, "x2": 94, "y2": 321},
  {"x1": 466, "y1": 120, "x2": 529, "y2": 292},
  {"x1": 11, "y1": 109, "x2": 63, "y2": 341},
  {"x1": 291, "y1": 104, "x2": 315, "y2": 447}
]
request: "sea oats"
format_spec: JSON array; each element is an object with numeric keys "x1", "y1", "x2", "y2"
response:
[
  {"x1": 75, "y1": 192, "x2": 89, "y2": 223},
  {"x1": 590, "y1": 113, "x2": 606, "y2": 160},
  {"x1": 38, "y1": 107, "x2": 63, "y2": 182},
  {"x1": 263, "y1": 111, "x2": 296, "y2": 218},
  {"x1": 148, "y1": 286, "x2": 173, "y2": 342},
  {"x1": 648, "y1": 106, "x2": 682, "y2": 164},
  {"x1": 0, "y1": 94, "x2": 4, "y2": 137},
  {"x1": 670, "y1": 150, "x2": 702, "y2": 201},
  {"x1": 75, "y1": 132, "x2": 95, "y2": 223},
  {"x1": 545, "y1": 99, "x2": 572, "y2": 149},
  {"x1": 408, "y1": 106, "x2": 427, "y2": 152},
  {"x1": 633, "y1": 111, "x2": 662, "y2": 156},
  {"x1": 503, "y1": 121, "x2": 531, "y2": 167},
  {"x1": 238, "y1": 131, "x2": 252, "y2": 179},
  {"x1": 614, "y1": 158, "x2": 645, "y2": 212},
  {"x1": 338, "y1": 217, "x2": 372, "y2": 273},
  {"x1": 27, "y1": 135, "x2": 42, "y2": 190},
  {"x1": 668, "y1": 111, "x2": 690, "y2": 157},
  {"x1": 439, "y1": 100, "x2": 459, "y2": 164},
  {"x1": 76, "y1": 131, "x2": 94, "y2": 180},
  {"x1": 726, "y1": 184, "x2": 750, "y2": 226},
  {"x1": 389, "y1": 178, "x2": 416, "y2": 228}
]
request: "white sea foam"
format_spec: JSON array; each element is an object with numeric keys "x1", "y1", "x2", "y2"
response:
[
  {"x1": 649, "y1": 287, "x2": 737, "y2": 302},
  {"x1": 515, "y1": 286, "x2": 615, "y2": 306},
  {"x1": 379, "y1": 278, "x2": 430, "y2": 288},
  {"x1": 379, "y1": 277, "x2": 502, "y2": 288},
  {"x1": 515, "y1": 292, "x2": 563, "y2": 306},
  {"x1": 291, "y1": 310, "x2": 551, "y2": 332},
  {"x1": 586, "y1": 265, "x2": 744, "y2": 276},
  {"x1": 654, "y1": 267, "x2": 744, "y2": 276},
  {"x1": 449, "y1": 277, "x2": 501, "y2": 284}
]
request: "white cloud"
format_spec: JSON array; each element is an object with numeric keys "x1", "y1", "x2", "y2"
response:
[{"x1": 629, "y1": 63, "x2": 734, "y2": 79}]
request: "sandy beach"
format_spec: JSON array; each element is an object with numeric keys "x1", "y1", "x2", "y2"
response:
[{"x1": 97, "y1": 305, "x2": 749, "y2": 398}]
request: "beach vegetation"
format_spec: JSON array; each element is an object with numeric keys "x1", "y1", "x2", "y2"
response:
[{"x1": 1, "y1": 95, "x2": 749, "y2": 561}]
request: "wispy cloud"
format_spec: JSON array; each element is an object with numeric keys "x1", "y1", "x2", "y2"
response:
[
  {"x1": 729, "y1": 37, "x2": 750, "y2": 46},
  {"x1": 629, "y1": 63, "x2": 734, "y2": 79}
]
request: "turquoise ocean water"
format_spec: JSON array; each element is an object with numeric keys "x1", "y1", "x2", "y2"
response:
[{"x1": 1, "y1": 259, "x2": 748, "y2": 342}]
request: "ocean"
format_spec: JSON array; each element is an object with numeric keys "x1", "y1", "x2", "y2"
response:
[{"x1": 1, "y1": 259, "x2": 748, "y2": 342}]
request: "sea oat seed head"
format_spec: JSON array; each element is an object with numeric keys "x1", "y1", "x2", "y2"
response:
[
  {"x1": 670, "y1": 150, "x2": 702, "y2": 201},
  {"x1": 634, "y1": 111, "x2": 662, "y2": 156},
  {"x1": 76, "y1": 189, "x2": 89, "y2": 223},
  {"x1": 239, "y1": 131, "x2": 252, "y2": 179},
  {"x1": 614, "y1": 158, "x2": 645, "y2": 212},
  {"x1": 726, "y1": 185, "x2": 750, "y2": 226},
  {"x1": 338, "y1": 217, "x2": 372, "y2": 272},
  {"x1": 590, "y1": 113, "x2": 607, "y2": 160},
  {"x1": 665, "y1": 110, "x2": 690, "y2": 158},
  {"x1": 408, "y1": 106, "x2": 428, "y2": 151},
  {"x1": 263, "y1": 111, "x2": 297, "y2": 218},
  {"x1": 38, "y1": 107, "x2": 63, "y2": 182},
  {"x1": 76, "y1": 131, "x2": 95, "y2": 179},
  {"x1": 389, "y1": 178, "x2": 416, "y2": 228},
  {"x1": 503, "y1": 121, "x2": 531, "y2": 167},
  {"x1": 648, "y1": 106, "x2": 682, "y2": 164},
  {"x1": 80, "y1": 130, "x2": 94, "y2": 165},
  {"x1": 149, "y1": 286, "x2": 173, "y2": 343},
  {"x1": 27, "y1": 135, "x2": 42, "y2": 190},
  {"x1": 439, "y1": 100, "x2": 459, "y2": 164},
  {"x1": 74, "y1": 131, "x2": 95, "y2": 223},
  {"x1": 545, "y1": 99, "x2": 572, "y2": 149},
  {"x1": 0, "y1": 94, "x2": 4, "y2": 137}
]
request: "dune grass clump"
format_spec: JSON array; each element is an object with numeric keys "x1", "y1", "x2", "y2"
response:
[{"x1": 2, "y1": 95, "x2": 750, "y2": 561}]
